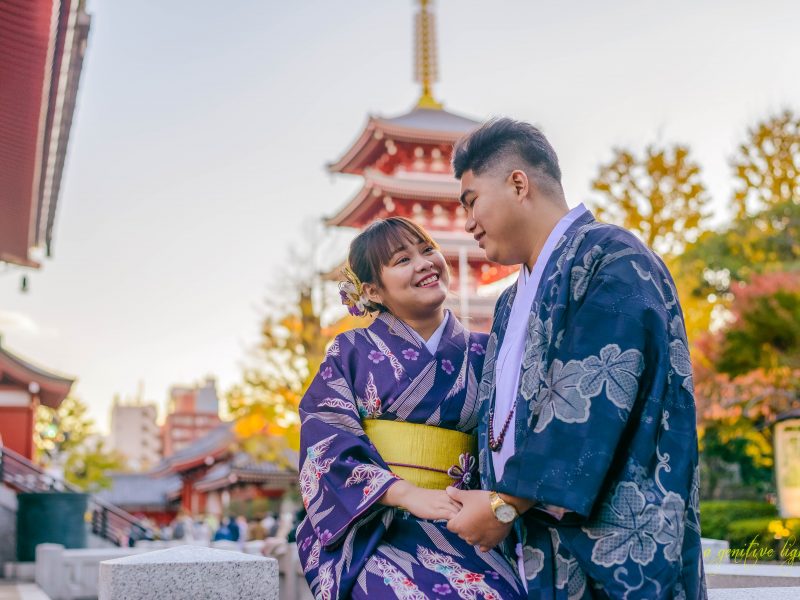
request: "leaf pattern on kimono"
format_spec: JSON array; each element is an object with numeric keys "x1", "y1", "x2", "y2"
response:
[
  {"x1": 555, "y1": 554, "x2": 587, "y2": 600},
  {"x1": 345, "y1": 464, "x2": 397, "y2": 509},
  {"x1": 522, "y1": 545, "x2": 545, "y2": 581},
  {"x1": 474, "y1": 546, "x2": 523, "y2": 593},
  {"x1": 669, "y1": 339, "x2": 695, "y2": 394},
  {"x1": 326, "y1": 338, "x2": 340, "y2": 357},
  {"x1": 477, "y1": 333, "x2": 498, "y2": 406},
  {"x1": 445, "y1": 349, "x2": 468, "y2": 400},
  {"x1": 417, "y1": 521, "x2": 464, "y2": 559},
  {"x1": 306, "y1": 539, "x2": 321, "y2": 570},
  {"x1": 318, "y1": 397, "x2": 358, "y2": 414},
  {"x1": 533, "y1": 359, "x2": 589, "y2": 432},
  {"x1": 654, "y1": 492, "x2": 686, "y2": 562},
  {"x1": 299, "y1": 434, "x2": 336, "y2": 508},
  {"x1": 368, "y1": 330, "x2": 405, "y2": 381},
  {"x1": 356, "y1": 372, "x2": 382, "y2": 418},
  {"x1": 326, "y1": 377, "x2": 355, "y2": 403},
  {"x1": 303, "y1": 412, "x2": 363, "y2": 436},
  {"x1": 553, "y1": 221, "x2": 606, "y2": 276},
  {"x1": 457, "y1": 363, "x2": 480, "y2": 431},
  {"x1": 376, "y1": 543, "x2": 420, "y2": 578},
  {"x1": 337, "y1": 507, "x2": 389, "y2": 589},
  {"x1": 369, "y1": 557, "x2": 427, "y2": 600},
  {"x1": 387, "y1": 361, "x2": 436, "y2": 420},
  {"x1": 583, "y1": 481, "x2": 663, "y2": 567},
  {"x1": 316, "y1": 560, "x2": 335, "y2": 600},
  {"x1": 417, "y1": 548, "x2": 499, "y2": 599},
  {"x1": 570, "y1": 245, "x2": 603, "y2": 301},
  {"x1": 579, "y1": 344, "x2": 644, "y2": 411}
]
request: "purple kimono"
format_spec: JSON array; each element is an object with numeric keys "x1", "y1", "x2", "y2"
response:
[{"x1": 296, "y1": 311, "x2": 525, "y2": 600}]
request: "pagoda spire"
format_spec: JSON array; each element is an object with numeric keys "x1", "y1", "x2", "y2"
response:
[{"x1": 414, "y1": 0, "x2": 443, "y2": 109}]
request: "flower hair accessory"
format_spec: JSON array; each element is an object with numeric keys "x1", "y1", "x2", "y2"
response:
[{"x1": 339, "y1": 266, "x2": 368, "y2": 317}]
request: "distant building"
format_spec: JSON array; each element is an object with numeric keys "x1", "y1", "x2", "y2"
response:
[
  {"x1": 109, "y1": 399, "x2": 161, "y2": 471},
  {"x1": 162, "y1": 377, "x2": 222, "y2": 457}
]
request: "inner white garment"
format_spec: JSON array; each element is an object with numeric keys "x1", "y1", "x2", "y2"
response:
[
  {"x1": 411, "y1": 309, "x2": 450, "y2": 355},
  {"x1": 491, "y1": 204, "x2": 588, "y2": 481}
]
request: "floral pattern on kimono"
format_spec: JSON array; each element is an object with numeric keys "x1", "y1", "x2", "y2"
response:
[
  {"x1": 478, "y1": 213, "x2": 707, "y2": 600},
  {"x1": 298, "y1": 311, "x2": 525, "y2": 599}
]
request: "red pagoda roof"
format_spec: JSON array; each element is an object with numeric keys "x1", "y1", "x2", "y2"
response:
[
  {"x1": 327, "y1": 169, "x2": 460, "y2": 227},
  {"x1": 0, "y1": 337, "x2": 74, "y2": 408},
  {"x1": 0, "y1": 0, "x2": 91, "y2": 268},
  {"x1": 329, "y1": 107, "x2": 480, "y2": 175}
]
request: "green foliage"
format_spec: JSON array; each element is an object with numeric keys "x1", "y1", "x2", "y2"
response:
[
  {"x1": 699, "y1": 500, "x2": 778, "y2": 540},
  {"x1": 33, "y1": 396, "x2": 127, "y2": 492},
  {"x1": 64, "y1": 439, "x2": 127, "y2": 492},
  {"x1": 699, "y1": 417, "x2": 774, "y2": 500},
  {"x1": 590, "y1": 143, "x2": 710, "y2": 258},
  {"x1": 34, "y1": 396, "x2": 94, "y2": 461},
  {"x1": 716, "y1": 286, "x2": 800, "y2": 376}
]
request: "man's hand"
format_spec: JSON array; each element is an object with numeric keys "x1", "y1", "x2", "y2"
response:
[{"x1": 445, "y1": 487, "x2": 512, "y2": 552}]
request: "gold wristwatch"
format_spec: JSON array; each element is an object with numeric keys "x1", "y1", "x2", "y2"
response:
[{"x1": 489, "y1": 491, "x2": 518, "y2": 524}]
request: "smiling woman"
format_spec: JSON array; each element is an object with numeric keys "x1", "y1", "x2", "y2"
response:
[{"x1": 295, "y1": 217, "x2": 526, "y2": 599}]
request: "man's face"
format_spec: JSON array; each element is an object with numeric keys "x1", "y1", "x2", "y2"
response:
[{"x1": 459, "y1": 169, "x2": 525, "y2": 265}]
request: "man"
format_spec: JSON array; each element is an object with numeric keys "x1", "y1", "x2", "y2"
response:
[{"x1": 445, "y1": 118, "x2": 706, "y2": 599}]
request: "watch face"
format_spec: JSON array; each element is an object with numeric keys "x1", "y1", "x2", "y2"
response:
[{"x1": 496, "y1": 504, "x2": 517, "y2": 523}]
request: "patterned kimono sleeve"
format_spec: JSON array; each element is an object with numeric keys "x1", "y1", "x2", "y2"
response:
[
  {"x1": 298, "y1": 334, "x2": 399, "y2": 549},
  {"x1": 497, "y1": 258, "x2": 661, "y2": 519}
]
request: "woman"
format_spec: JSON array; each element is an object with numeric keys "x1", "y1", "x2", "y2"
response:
[{"x1": 296, "y1": 217, "x2": 525, "y2": 599}]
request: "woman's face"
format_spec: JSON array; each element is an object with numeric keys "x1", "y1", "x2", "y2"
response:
[{"x1": 365, "y1": 238, "x2": 449, "y2": 319}]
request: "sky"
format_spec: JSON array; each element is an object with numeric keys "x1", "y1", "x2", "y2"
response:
[{"x1": 1, "y1": 0, "x2": 799, "y2": 432}]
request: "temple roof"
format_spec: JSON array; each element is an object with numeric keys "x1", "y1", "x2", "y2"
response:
[
  {"x1": 96, "y1": 473, "x2": 183, "y2": 510},
  {"x1": 326, "y1": 169, "x2": 460, "y2": 227},
  {"x1": 329, "y1": 107, "x2": 480, "y2": 175},
  {"x1": 0, "y1": 337, "x2": 74, "y2": 408},
  {"x1": 194, "y1": 451, "x2": 297, "y2": 493},
  {"x1": 0, "y1": 0, "x2": 91, "y2": 268},
  {"x1": 151, "y1": 423, "x2": 235, "y2": 476}
]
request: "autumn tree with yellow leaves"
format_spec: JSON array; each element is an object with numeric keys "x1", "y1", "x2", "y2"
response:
[
  {"x1": 227, "y1": 229, "x2": 365, "y2": 467},
  {"x1": 589, "y1": 142, "x2": 714, "y2": 340}
]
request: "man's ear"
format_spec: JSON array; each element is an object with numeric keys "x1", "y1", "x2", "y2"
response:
[
  {"x1": 361, "y1": 282, "x2": 382, "y2": 306},
  {"x1": 509, "y1": 169, "x2": 530, "y2": 202}
]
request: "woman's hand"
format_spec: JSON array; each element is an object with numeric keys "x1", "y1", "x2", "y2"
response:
[{"x1": 380, "y1": 480, "x2": 462, "y2": 521}]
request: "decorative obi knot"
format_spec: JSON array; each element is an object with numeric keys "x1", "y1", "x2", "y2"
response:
[{"x1": 363, "y1": 419, "x2": 478, "y2": 490}]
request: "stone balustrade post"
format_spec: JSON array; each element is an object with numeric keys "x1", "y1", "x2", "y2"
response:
[{"x1": 98, "y1": 545, "x2": 278, "y2": 600}]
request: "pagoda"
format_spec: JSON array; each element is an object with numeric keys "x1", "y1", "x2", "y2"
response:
[{"x1": 326, "y1": 0, "x2": 516, "y2": 331}]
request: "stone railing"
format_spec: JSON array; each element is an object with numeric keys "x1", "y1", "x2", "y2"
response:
[
  {"x1": 33, "y1": 539, "x2": 311, "y2": 600},
  {"x1": 99, "y1": 546, "x2": 277, "y2": 600}
]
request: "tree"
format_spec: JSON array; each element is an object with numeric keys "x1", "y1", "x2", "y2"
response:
[
  {"x1": 228, "y1": 225, "x2": 364, "y2": 466},
  {"x1": 64, "y1": 439, "x2": 127, "y2": 492},
  {"x1": 732, "y1": 109, "x2": 800, "y2": 222},
  {"x1": 34, "y1": 396, "x2": 126, "y2": 491},
  {"x1": 35, "y1": 396, "x2": 94, "y2": 462},
  {"x1": 715, "y1": 272, "x2": 800, "y2": 377},
  {"x1": 590, "y1": 143, "x2": 711, "y2": 259}
]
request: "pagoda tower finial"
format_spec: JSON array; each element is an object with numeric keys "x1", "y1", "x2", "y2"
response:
[{"x1": 414, "y1": 0, "x2": 443, "y2": 109}]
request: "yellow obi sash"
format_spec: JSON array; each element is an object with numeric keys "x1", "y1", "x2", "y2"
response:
[{"x1": 363, "y1": 419, "x2": 477, "y2": 490}]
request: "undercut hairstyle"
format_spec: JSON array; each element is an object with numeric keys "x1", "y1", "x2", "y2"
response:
[
  {"x1": 347, "y1": 217, "x2": 443, "y2": 312},
  {"x1": 452, "y1": 118, "x2": 562, "y2": 192}
]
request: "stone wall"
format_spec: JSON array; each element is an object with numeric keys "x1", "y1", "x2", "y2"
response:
[{"x1": 0, "y1": 485, "x2": 18, "y2": 575}]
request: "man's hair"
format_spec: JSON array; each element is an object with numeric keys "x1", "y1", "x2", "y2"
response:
[{"x1": 452, "y1": 118, "x2": 562, "y2": 189}]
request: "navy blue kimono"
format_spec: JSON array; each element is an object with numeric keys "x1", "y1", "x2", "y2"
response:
[{"x1": 478, "y1": 212, "x2": 707, "y2": 599}]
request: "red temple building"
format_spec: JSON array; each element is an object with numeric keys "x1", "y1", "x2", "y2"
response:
[
  {"x1": 0, "y1": 0, "x2": 91, "y2": 269},
  {"x1": 0, "y1": 338, "x2": 74, "y2": 460},
  {"x1": 327, "y1": 0, "x2": 516, "y2": 331}
]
